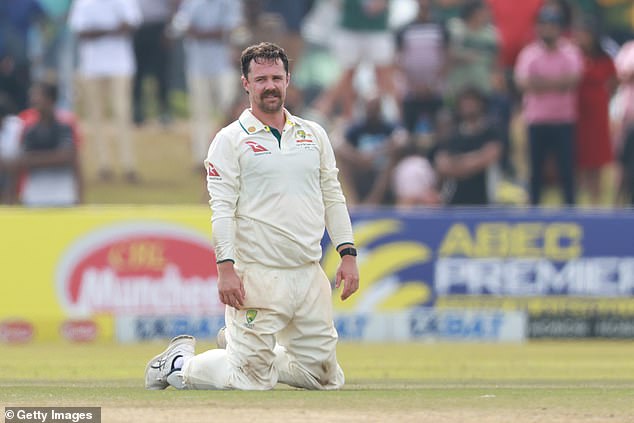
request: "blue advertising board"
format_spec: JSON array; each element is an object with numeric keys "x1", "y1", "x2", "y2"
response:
[{"x1": 321, "y1": 208, "x2": 634, "y2": 315}]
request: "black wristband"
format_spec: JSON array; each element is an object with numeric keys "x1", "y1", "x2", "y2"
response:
[
  {"x1": 339, "y1": 247, "x2": 357, "y2": 258},
  {"x1": 216, "y1": 258, "x2": 235, "y2": 264}
]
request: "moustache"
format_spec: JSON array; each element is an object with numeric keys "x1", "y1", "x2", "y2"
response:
[{"x1": 261, "y1": 90, "x2": 280, "y2": 98}]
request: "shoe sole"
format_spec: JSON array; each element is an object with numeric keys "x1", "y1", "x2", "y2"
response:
[{"x1": 144, "y1": 334, "x2": 196, "y2": 390}]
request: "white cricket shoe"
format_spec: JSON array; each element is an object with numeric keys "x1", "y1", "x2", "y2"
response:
[
  {"x1": 144, "y1": 335, "x2": 196, "y2": 390},
  {"x1": 216, "y1": 326, "x2": 227, "y2": 349}
]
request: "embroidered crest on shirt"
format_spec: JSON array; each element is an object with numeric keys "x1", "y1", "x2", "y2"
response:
[{"x1": 295, "y1": 130, "x2": 316, "y2": 149}]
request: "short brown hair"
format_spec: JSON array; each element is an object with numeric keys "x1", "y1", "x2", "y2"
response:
[{"x1": 240, "y1": 42, "x2": 289, "y2": 78}]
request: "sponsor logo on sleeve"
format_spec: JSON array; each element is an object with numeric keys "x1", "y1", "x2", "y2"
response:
[{"x1": 207, "y1": 163, "x2": 221, "y2": 179}]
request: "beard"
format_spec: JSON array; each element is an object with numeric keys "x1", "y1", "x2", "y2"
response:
[{"x1": 256, "y1": 89, "x2": 284, "y2": 113}]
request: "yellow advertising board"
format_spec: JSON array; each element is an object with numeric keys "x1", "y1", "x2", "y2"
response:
[{"x1": 0, "y1": 206, "x2": 213, "y2": 342}]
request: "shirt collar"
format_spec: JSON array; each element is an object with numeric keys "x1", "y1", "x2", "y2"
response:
[{"x1": 238, "y1": 108, "x2": 302, "y2": 135}]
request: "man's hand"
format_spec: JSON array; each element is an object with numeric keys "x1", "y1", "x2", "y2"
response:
[
  {"x1": 335, "y1": 256, "x2": 360, "y2": 301},
  {"x1": 217, "y1": 261, "x2": 245, "y2": 309}
]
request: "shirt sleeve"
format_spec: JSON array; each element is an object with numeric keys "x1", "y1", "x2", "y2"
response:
[
  {"x1": 311, "y1": 122, "x2": 355, "y2": 249},
  {"x1": 204, "y1": 130, "x2": 240, "y2": 262},
  {"x1": 514, "y1": 46, "x2": 533, "y2": 85}
]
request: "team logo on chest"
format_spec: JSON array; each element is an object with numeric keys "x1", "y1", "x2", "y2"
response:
[
  {"x1": 245, "y1": 141, "x2": 271, "y2": 155},
  {"x1": 295, "y1": 129, "x2": 317, "y2": 149},
  {"x1": 296, "y1": 129, "x2": 311, "y2": 142}
]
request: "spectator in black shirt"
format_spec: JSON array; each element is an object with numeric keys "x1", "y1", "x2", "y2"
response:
[
  {"x1": 336, "y1": 96, "x2": 405, "y2": 205},
  {"x1": 17, "y1": 82, "x2": 82, "y2": 206},
  {"x1": 436, "y1": 87, "x2": 502, "y2": 205}
]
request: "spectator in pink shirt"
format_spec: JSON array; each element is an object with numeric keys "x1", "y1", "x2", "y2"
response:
[{"x1": 515, "y1": 5, "x2": 583, "y2": 205}]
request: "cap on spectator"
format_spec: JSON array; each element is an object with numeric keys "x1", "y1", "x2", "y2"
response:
[{"x1": 537, "y1": 7, "x2": 563, "y2": 26}]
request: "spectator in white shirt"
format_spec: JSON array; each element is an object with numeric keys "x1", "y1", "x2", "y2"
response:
[
  {"x1": 69, "y1": 0, "x2": 142, "y2": 182},
  {"x1": 171, "y1": 0, "x2": 242, "y2": 170}
]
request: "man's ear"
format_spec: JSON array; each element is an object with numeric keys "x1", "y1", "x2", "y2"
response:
[{"x1": 241, "y1": 75, "x2": 249, "y2": 94}]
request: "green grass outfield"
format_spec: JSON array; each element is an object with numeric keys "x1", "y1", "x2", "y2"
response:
[{"x1": 1, "y1": 341, "x2": 633, "y2": 422}]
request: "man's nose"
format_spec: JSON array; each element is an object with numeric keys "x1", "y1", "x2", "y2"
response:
[
  {"x1": 264, "y1": 78, "x2": 276, "y2": 90},
  {"x1": 264, "y1": 78, "x2": 277, "y2": 90}
]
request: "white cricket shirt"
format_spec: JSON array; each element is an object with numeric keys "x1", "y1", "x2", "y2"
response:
[{"x1": 205, "y1": 109, "x2": 354, "y2": 268}]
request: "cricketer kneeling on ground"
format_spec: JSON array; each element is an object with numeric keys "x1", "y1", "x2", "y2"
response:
[{"x1": 145, "y1": 42, "x2": 360, "y2": 391}]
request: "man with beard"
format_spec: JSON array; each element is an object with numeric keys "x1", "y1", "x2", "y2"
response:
[
  {"x1": 515, "y1": 5, "x2": 583, "y2": 205},
  {"x1": 144, "y1": 42, "x2": 359, "y2": 391}
]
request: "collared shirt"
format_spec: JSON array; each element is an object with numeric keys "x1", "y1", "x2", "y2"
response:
[
  {"x1": 205, "y1": 109, "x2": 354, "y2": 268},
  {"x1": 69, "y1": 0, "x2": 142, "y2": 77},
  {"x1": 515, "y1": 39, "x2": 584, "y2": 124}
]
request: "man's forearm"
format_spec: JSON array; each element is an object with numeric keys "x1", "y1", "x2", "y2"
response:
[
  {"x1": 187, "y1": 28, "x2": 225, "y2": 40},
  {"x1": 79, "y1": 24, "x2": 132, "y2": 39},
  {"x1": 438, "y1": 151, "x2": 488, "y2": 179},
  {"x1": 19, "y1": 149, "x2": 76, "y2": 169}
]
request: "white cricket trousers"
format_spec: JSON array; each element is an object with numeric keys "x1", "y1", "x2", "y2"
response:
[
  {"x1": 181, "y1": 261, "x2": 345, "y2": 390},
  {"x1": 80, "y1": 75, "x2": 136, "y2": 172}
]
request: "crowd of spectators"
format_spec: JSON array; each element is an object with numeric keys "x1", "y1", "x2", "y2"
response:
[{"x1": 0, "y1": 0, "x2": 634, "y2": 207}]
